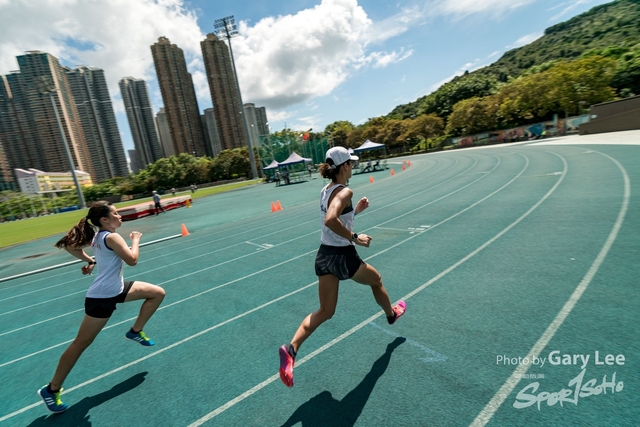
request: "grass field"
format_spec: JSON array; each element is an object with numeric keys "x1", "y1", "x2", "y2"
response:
[{"x1": 0, "y1": 180, "x2": 260, "y2": 249}]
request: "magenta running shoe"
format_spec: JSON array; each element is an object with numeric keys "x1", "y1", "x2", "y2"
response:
[
  {"x1": 387, "y1": 300, "x2": 406, "y2": 325},
  {"x1": 279, "y1": 344, "x2": 296, "y2": 387}
]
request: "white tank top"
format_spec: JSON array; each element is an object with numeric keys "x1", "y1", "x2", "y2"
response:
[
  {"x1": 320, "y1": 183, "x2": 354, "y2": 247},
  {"x1": 86, "y1": 230, "x2": 125, "y2": 298}
]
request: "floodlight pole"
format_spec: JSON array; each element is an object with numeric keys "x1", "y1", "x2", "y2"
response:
[
  {"x1": 214, "y1": 15, "x2": 259, "y2": 180},
  {"x1": 38, "y1": 76, "x2": 86, "y2": 209}
]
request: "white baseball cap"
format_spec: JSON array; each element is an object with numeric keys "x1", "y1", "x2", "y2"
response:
[{"x1": 326, "y1": 146, "x2": 358, "y2": 166}]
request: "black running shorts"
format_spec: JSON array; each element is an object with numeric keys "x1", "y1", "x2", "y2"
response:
[
  {"x1": 84, "y1": 281, "x2": 134, "y2": 319},
  {"x1": 315, "y1": 244, "x2": 365, "y2": 280}
]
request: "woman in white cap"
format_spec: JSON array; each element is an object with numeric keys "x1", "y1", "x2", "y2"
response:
[{"x1": 279, "y1": 146, "x2": 406, "y2": 387}]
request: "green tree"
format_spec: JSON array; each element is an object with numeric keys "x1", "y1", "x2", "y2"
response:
[
  {"x1": 398, "y1": 114, "x2": 445, "y2": 145},
  {"x1": 546, "y1": 55, "x2": 617, "y2": 115},
  {"x1": 324, "y1": 120, "x2": 354, "y2": 147},
  {"x1": 418, "y1": 73, "x2": 499, "y2": 119},
  {"x1": 446, "y1": 97, "x2": 499, "y2": 136}
]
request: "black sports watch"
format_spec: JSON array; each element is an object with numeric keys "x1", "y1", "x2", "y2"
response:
[{"x1": 351, "y1": 232, "x2": 358, "y2": 242}]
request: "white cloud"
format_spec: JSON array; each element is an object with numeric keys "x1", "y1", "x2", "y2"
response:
[
  {"x1": 0, "y1": 0, "x2": 204, "y2": 111},
  {"x1": 364, "y1": 4, "x2": 423, "y2": 44},
  {"x1": 364, "y1": 48, "x2": 414, "y2": 69},
  {"x1": 429, "y1": 0, "x2": 536, "y2": 19},
  {"x1": 292, "y1": 115, "x2": 321, "y2": 131},
  {"x1": 233, "y1": 0, "x2": 374, "y2": 110},
  {"x1": 266, "y1": 109, "x2": 295, "y2": 123},
  {"x1": 506, "y1": 31, "x2": 543, "y2": 49},
  {"x1": 548, "y1": 0, "x2": 592, "y2": 22}
]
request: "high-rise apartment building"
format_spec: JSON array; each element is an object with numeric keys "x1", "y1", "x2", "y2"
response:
[
  {"x1": 0, "y1": 135, "x2": 13, "y2": 190},
  {"x1": 128, "y1": 149, "x2": 141, "y2": 174},
  {"x1": 66, "y1": 66, "x2": 129, "y2": 180},
  {"x1": 119, "y1": 77, "x2": 163, "y2": 169},
  {"x1": 243, "y1": 103, "x2": 261, "y2": 149},
  {"x1": 155, "y1": 108, "x2": 174, "y2": 157},
  {"x1": 151, "y1": 37, "x2": 206, "y2": 156},
  {"x1": 202, "y1": 108, "x2": 222, "y2": 157},
  {"x1": 0, "y1": 73, "x2": 30, "y2": 191},
  {"x1": 0, "y1": 52, "x2": 95, "y2": 184},
  {"x1": 200, "y1": 33, "x2": 248, "y2": 152},
  {"x1": 255, "y1": 106, "x2": 269, "y2": 136}
]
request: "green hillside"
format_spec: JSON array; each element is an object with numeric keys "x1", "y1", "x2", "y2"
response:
[{"x1": 388, "y1": 0, "x2": 640, "y2": 120}]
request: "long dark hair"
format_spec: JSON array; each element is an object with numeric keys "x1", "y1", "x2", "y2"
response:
[
  {"x1": 55, "y1": 201, "x2": 112, "y2": 248},
  {"x1": 318, "y1": 158, "x2": 344, "y2": 181}
]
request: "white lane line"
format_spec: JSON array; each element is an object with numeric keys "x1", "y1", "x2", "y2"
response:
[
  {"x1": 0, "y1": 289, "x2": 86, "y2": 317},
  {"x1": 187, "y1": 152, "x2": 570, "y2": 427},
  {"x1": 0, "y1": 234, "x2": 182, "y2": 283},
  {"x1": 0, "y1": 309, "x2": 83, "y2": 338},
  {"x1": 368, "y1": 321, "x2": 447, "y2": 362},
  {"x1": 373, "y1": 226, "x2": 416, "y2": 232},
  {"x1": 244, "y1": 241, "x2": 271, "y2": 249},
  {"x1": 469, "y1": 150, "x2": 629, "y2": 427}
]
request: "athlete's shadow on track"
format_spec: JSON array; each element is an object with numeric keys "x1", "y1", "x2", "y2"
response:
[
  {"x1": 281, "y1": 337, "x2": 406, "y2": 427},
  {"x1": 26, "y1": 372, "x2": 148, "y2": 427}
]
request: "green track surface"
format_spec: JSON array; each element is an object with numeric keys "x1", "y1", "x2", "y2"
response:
[{"x1": 0, "y1": 133, "x2": 637, "y2": 426}]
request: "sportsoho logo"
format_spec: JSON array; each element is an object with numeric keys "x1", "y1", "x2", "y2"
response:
[{"x1": 496, "y1": 350, "x2": 625, "y2": 411}]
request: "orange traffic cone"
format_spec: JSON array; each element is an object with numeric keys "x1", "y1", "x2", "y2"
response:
[
  {"x1": 369, "y1": 175, "x2": 374, "y2": 183},
  {"x1": 391, "y1": 169, "x2": 395, "y2": 176},
  {"x1": 276, "y1": 200, "x2": 283, "y2": 211},
  {"x1": 181, "y1": 223, "x2": 190, "y2": 237},
  {"x1": 271, "y1": 201, "x2": 277, "y2": 212},
  {"x1": 402, "y1": 165, "x2": 406, "y2": 170},
  {"x1": 408, "y1": 161, "x2": 411, "y2": 167}
]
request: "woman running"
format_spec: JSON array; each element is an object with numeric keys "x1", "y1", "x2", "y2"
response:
[
  {"x1": 38, "y1": 201, "x2": 165, "y2": 413},
  {"x1": 279, "y1": 146, "x2": 406, "y2": 387}
]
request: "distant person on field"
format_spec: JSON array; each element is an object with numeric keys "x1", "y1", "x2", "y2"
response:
[
  {"x1": 152, "y1": 191, "x2": 165, "y2": 215},
  {"x1": 38, "y1": 201, "x2": 165, "y2": 413},
  {"x1": 275, "y1": 170, "x2": 281, "y2": 187}
]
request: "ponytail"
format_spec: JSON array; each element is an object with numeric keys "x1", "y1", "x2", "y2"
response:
[
  {"x1": 55, "y1": 201, "x2": 112, "y2": 248},
  {"x1": 319, "y1": 158, "x2": 344, "y2": 181}
]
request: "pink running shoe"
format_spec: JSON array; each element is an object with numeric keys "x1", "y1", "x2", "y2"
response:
[
  {"x1": 388, "y1": 300, "x2": 406, "y2": 325},
  {"x1": 279, "y1": 345, "x2": 295, "y2": 387}
]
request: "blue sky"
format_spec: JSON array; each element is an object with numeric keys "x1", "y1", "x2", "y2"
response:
[{"x1": 0, "y1": 0, "x2": 612, "y2": 153}]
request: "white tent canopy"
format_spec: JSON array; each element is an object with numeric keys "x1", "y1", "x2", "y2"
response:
[
  {"x1": 354, "y1": 139, "x2": 386, "y2": 153},
  {"x1": 262, "y1": 159, "x2": 279, "y2": 170},
  {"x1": 278, "y1": 152, "x2": 312, "y2": 166}
]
